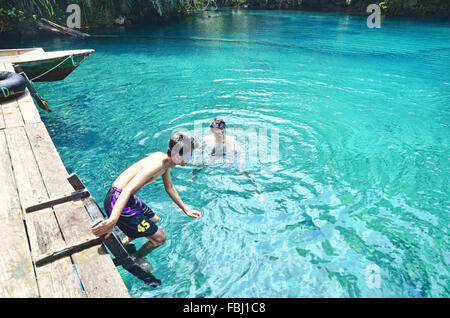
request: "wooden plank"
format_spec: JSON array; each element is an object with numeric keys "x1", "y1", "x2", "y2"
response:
[
  {"x1": 0, "y1": 63, "x2": 5, "y2": 130},
  {"x1": 1, "y1": 97, "x2": 24, "y2": 129},
  {"x1": 0, "y1": 130, "x2": 38, "y2": 297},
  {"x1": 0, "y1": 130, "x2": 23, "y2": 223},
  {"x1": 25, "y1": 122, "x2": 130, "y2": 297},
  {"x1": 0, "y1": 107, "x2": 5, "y2": 130},
  {"x1": 36, "y1": 237, "x2": 102, "y2": 267},
  {"x1": 2, "y1": 62, "x2": 40, "y2": 125},
  {"x1": 0, "y1": 108, "x2": 4, "y2": 130},
  {"x1": 2, "y1": 62, "x2": 14, "y2": 72},
  {"x1": 1, "y1": 63, "x2": 24, "y2": 128},
  {"x1": 5, "y1": 126, "x2": 84, "y2": 297},
  {"x1": 26, "y1": 189, "x2": 90, "y2": 213},
  {"x1": 16, "y1": 90, "x2": 41, "y2": 125}
]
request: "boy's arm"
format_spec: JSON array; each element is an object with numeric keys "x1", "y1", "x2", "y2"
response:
[
  {"x1": 92, "y1": 163, "x2": 163, "y2": 237},
  {"x1": 162, "y1": 169, "x2": 202, "y2": 218}
]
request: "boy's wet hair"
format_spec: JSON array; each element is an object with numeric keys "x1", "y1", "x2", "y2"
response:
[
  {"x1": 167, "y1": 131, "x2": 198, "y2": 157},
  {"x1": 210, "y1": 118, "x2": 226, "y2": 129}
]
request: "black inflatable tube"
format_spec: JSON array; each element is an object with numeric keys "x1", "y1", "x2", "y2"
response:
[{"x1": 0, "y1": 71, "x2": 27, "y2": 102}]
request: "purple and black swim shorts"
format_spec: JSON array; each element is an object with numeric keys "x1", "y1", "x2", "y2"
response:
[{"x1": 103, "y1": 185, "x2": 158, "y2": 238}]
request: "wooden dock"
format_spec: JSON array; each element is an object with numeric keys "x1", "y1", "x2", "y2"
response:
[{"x1": 0, "y1": 62, "x2": 130, "y2": 297}]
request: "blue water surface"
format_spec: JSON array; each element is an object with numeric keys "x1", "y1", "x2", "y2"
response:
[{"x1": 2, "y1": 9, "x2": 449, "y2": 297}]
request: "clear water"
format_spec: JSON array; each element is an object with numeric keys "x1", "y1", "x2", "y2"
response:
[{"x1": 3, "y1": 9, "x2": 449, "y2": 297}]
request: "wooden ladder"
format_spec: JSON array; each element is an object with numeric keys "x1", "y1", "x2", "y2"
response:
[{"x1": 26, "y1": 173, "x2": 162, "y2": 287}]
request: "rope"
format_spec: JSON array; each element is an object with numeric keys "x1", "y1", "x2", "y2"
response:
[{"x1": 30, "y1": 54, "x2": 74, "y2": 82}]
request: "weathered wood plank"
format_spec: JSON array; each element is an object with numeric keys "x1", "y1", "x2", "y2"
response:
[
  {"x1": 0, "y1": 63, "x2": 5, "y2": 130},
  {"x1": 0, "y1": 130, "x2": 38, "y2": 298},
  {"x1": 36, "y1": 237, "x2": 102, "y2": 267},
  {"x1": 16, "y1": 90, "x2": 41, "y2": 125},
  {"x1": 2, "y1": 62, "x2": 40, "y2": 126},
  {"x1": 2, "y1": 62, "x2": 14, "y2": 72},
  {"x1": 25, "y1": 122, "x2": 130, "y2": 297},
  {"x1": 0, "y1": 108, "x2": 5, "y2": 130},
  {"x1": 0, "y1": 109, "x2": 4, "y2": 130},
  {"x1": 5, "y1": 126, "x2": 84, "y2": 297},
  {"x1": 1, "y1": 63, "x2": 24, "y2": 127},
  {"x1": 26, "y1": 189, "x2": 90, "y2": 213},
  {"x1": 1, "y1": 97, "x2": 24, "y2": 128}
]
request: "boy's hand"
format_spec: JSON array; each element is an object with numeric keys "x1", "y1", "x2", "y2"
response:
[
  {"x1": 185, "y1": 209, "x2": 202, "y2": 218},
  {"x1": 91, "y1": 219, "x2": 115, "y2": 238}
]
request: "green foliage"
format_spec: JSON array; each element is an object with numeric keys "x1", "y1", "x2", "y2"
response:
[
  {"x1": 0, "y1": 0, "x2": 55, "y2": 16},
  {"x1": 0, "y1": 0, "x2": 447, "y2": 33},
  {"x1": 0, "y1": 0, "x2": 55, "y2": 31},
  {"x1": 0, "y1": 0, "x2": 223, "y2": 31},
  {"x1": 0, "y1": 7, "x2": 24, "y2": 32},
  {"x1": 221, "y1": 0, "x2": 449, "y2": 16},
  {"x1": 378, "y1": 0, "x2": 449, "y2": 16}
]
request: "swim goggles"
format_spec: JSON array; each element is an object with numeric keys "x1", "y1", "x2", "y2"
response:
[
  {"x1": 210, "y1": 122, "x2": 225, "y2": 128},
  {"x1": 168, "y1": 148, "x2": 192, "y2": 160}
]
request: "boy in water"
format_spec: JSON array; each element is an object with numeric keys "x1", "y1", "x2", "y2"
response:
[
  {"x1": 92, "y1": 131, "x2": 202, "y2": 258},
  {"x1": 193, "y1": 118, "x2": 246, "y2": 172}
]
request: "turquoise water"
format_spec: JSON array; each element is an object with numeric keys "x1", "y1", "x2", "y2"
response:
[{"x1": 3, "y1": 9, "x2": 449, "y2": 297}]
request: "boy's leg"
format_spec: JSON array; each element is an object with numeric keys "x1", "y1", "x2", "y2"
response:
[
  {"x1": 114, "y1": 194, "x2": 162, "y2": 258},
  {"x1": 122, "y1": 236, "x2": 135, "y2": 245},
  {"x1": 150, "y1": 214, "x2": 160, "y2": 223},
  {"x1": 136, "y1": 228, "x2": 167, "y2": 258}
]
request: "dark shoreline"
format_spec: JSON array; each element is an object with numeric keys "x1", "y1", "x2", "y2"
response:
[
  {"x1": 233, "y1": 3, "x2": 450, "y2": 18},
  {"x1": 232, "y1": 6, "x2": 450, "y2": 19},
  {"x1": 1, "y1": 6, "x2": 449, "y2": 38}
]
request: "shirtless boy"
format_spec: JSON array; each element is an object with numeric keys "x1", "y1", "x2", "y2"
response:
[
  {"x1": 193, "y1": 118, "x2": 245, "y2": 172},
  {"x1": 92, "y1": 131, "x2": 201, "y2": 258}
]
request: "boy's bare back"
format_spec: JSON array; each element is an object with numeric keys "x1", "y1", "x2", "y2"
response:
[{"x1": 113, "y1": 152, "x2": 169, "y2": 193}]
